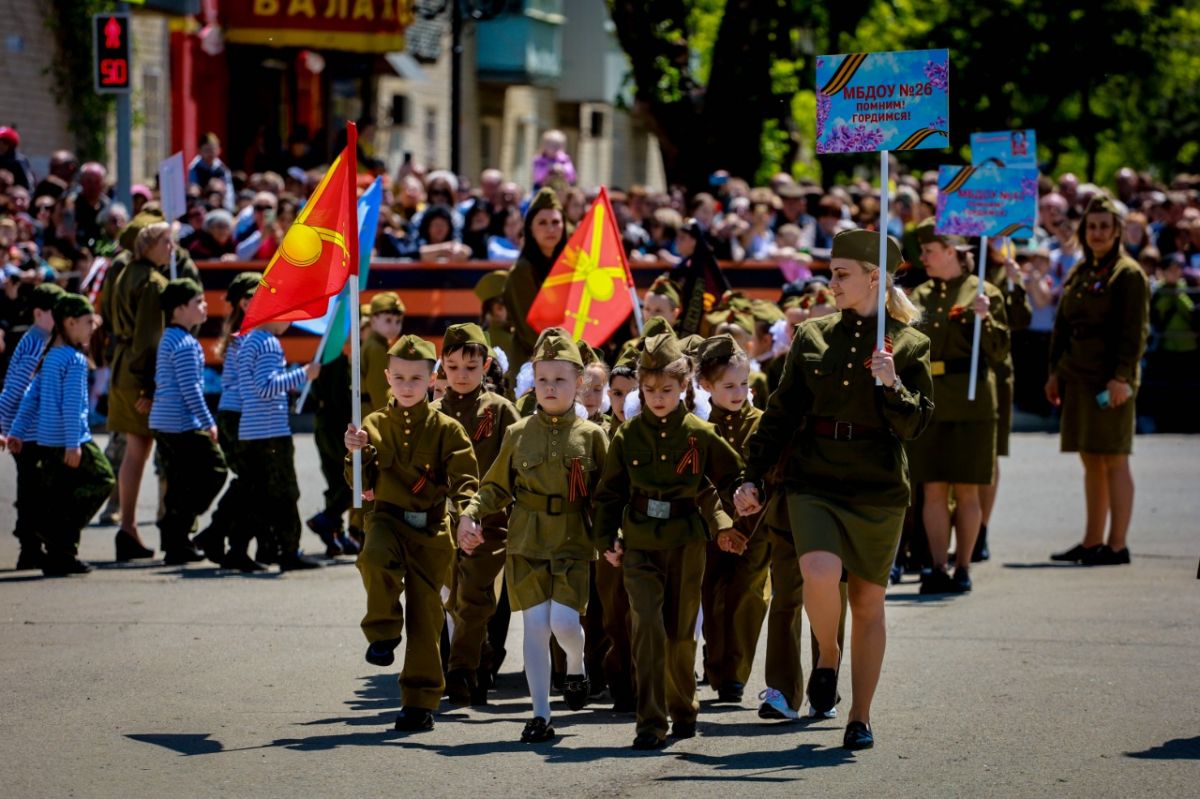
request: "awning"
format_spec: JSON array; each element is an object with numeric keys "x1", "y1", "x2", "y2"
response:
[{"x1": 221, "y1": 0, "x2": 413, "y2": 54}]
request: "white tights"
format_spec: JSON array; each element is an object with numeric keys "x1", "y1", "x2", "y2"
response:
[{"x1": 522, "y1": 600, "x2": 585, "y2": 720}]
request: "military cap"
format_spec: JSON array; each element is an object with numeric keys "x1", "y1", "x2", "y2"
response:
[
  {"x1": 781, "y1": 295, "x2": 805, "y2": 311},
  {"x1": 831, "y1": 229, "x2": 905, "y2": 273},
  {"x1": 225, "y1": 271, "x2": 261, "y2": 303},
  {"x1": 369, "y1": 291, "x2": 405, "y2": 315},
  {"x1": 648, "y1": 275, "x2": 681, "y2": 307},
  {"x1": 707, "y1": 307, "x2": 754, "y2": 334},
  {"x1": 1083, "y1": 193, "x2": 1123, "y2": 220},
  {"x1": 473, "y1": 270, "x2": 508, "y2": 302},
  {"x1": 118, "y1": 209, "x2": 166, "y2": 251},
  {"x1": 695, "y1": 333, "x2": 743, "y2": 365},
  {"x1": 614, "y1": 342, "x2": 640, "y2": 370},
  {"x1": 751, "y1": 298, "x2": 785, "y2": 324},
  {"x1": 532, "y1": 328, "x2": 584, "y2": 367},
  {"x1": 915, "y1": 217, "x2": 968, "y2": 250},
  {"x1": 679, "y1": 334, "x2": 706, "y2": 359},
  {"x1": 576, "y1": 340, "x2": 605, "y2": 367},
  {"x1": 52, "y1": 293, "x2": 94, "y2": 322},
  {"x1": 359, "y1": 303, "x2": 372, "y2": 319},
  {"x1": 641, "y1": 315, "x2": 676, "y2": 339},
  {"x1": 30, "y1": 282, "x2": 66, "y2": 311},
  {"x1": 527, "y1": 186, "x2": 563, "y2": 216},
  {"x1": 443, "y1": 322, "x2": 490, "y2": 350},
  {"x1": 638, "y1": 333, "x2": 685, "y2": 371},
  {"x1": 160, "y1": 278, "x2": 203, "y2": 315},
  {"x1": 387, "y1": 334, "x2": 437, "y2": 362}
]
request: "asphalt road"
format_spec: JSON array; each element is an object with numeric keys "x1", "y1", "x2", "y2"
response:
[{"x1": 1, "y1": 432, "x2": 1197, "y2": 798}]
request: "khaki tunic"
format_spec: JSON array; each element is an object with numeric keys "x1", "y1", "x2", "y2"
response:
[
  {"x1": 906, "y1": 274, "x2": 1010, "y2": 484},
  {"x1": 360, "y1": 331, "x2": 393, "y2": 416},
  {"x1": 346, "y1": 398, "x2": 478, "y2": 711},
  {"x1": 432, "y1": 386, "x2": 520, "y2": 672},
  {"x1": 744, "y1": 310, "x2": 934, "y2": 586},
  {"x1": 1050, "y1": 252, "x2": 1149, "y2": 454},
  {"x1": 466, "y1": 408, "x2": 609, "y2": 612}
]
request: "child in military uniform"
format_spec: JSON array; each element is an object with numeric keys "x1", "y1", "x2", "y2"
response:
[
  {"x1": 736, "y1": 230, "x2": 934, "y2": 750},
  {"x1": 642, "y1": 276, "x2": 682, "y2": 330},
  {"x1": 7, "y1": 294, "x2": 115, "y2": 577},
  {"x1": 346, "y1": 334, "x2": 479, "y2": 732},
  {"x1": 149, "y1": 279, "x2": 228, "y2": 565},
  {"x1": 236, "y1": 320, "x2": 322, "y2": 571},
  {"x1": 361, "y1": 292, "x2": 405, "y2": 414},
  {"x1": 194, "y1": 272, "x2": 261, "y2": 569},
  {"x1": 458, "y1": 329, "x2": 609, "y2": 743},
  {"x1": 433, "y1": 323, "x2": 520, "y2": 706},
  {"x1": 594, "y1": 333, "x2": 744, "y2": 751},
  {"x1": 909, "y1": 219, "x2": 1010, "y2": 594},
  {"x1": 696, "y1": 334, "x2": 769, "y2": 705},
  {"x1": 0, "y1": 282, "x2": 65, "y2": 569}
]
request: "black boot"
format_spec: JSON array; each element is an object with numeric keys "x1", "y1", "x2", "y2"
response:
[
  {"x1": 971, "y1": 524, "x2": 990, "y2": 562},
  {"x1": 394, "y1": 707, "x2": 434, "y2": 732},
  {"x1": 114, "y1": 530, "x2": 154, "y2": 561},
  {"x1": 15, "y1": 545, "x2": 45, "y2": 571}
]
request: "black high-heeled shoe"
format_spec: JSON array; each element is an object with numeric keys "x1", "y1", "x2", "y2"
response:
[{"x1": 114, "y1": 530, "x2": 154, "y2": 561}]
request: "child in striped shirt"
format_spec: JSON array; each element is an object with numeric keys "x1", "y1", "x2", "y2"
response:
[
  {"x1": 194, "y1": 271, "x2": 260, "y2": 569},
  {"x1": 149, "y1": 279, "x2": 229, "y2": 566},
  {"x1": 8, "y1": 294, "x2": 115, "y2": 577},
  {"x1": 236, "y1": 320, "x2": 322, "y2": 571},
  {"x1": 0, "y1": 282, "x2": 65, "y2": 570}
]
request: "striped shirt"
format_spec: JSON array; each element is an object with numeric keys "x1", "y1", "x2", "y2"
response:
[
  {"x1": 217, "y1": 334, "x2": 244, "y2": 413},
  {"x1": 10, "y1": 346, "x2": 91, "y2": 448},
  {"x1": 149, "y1": 325, "x2": 214, "y2": 433},
  {"x1": 0, "y1": 326, "x2": 49, "y2": 434},
  {"x1": 236, "y1": 329, "x2": 307, "y2": 440}
]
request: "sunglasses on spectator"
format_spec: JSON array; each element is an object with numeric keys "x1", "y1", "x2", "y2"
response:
[{"x1": 254, "y1": 204, "x2": 275, "y2": 212}]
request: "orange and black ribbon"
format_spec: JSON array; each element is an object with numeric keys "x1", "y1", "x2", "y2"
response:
[
  {"x1": 568, "y1": 457, "x2": 589, "y2": 503},
  {"x1": 948, "y1": 304, "x2": 969, "y2": 322},
  {"x1": 675, "y1": 436, "x2": 701, "y2": 476},
  {"x1": 473, "y1": 407, "x2": 495, "y2": 441},
  {"x1": 863, "y1": 335, "x2": 894, "y2": 369},
  {"x1": 412, "y1": 464, "x2": 431, "y2": 495}
]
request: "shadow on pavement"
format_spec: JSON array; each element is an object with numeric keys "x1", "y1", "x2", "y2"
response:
[
  {"x1": 125, "y1": 733, "x2": 224, "y2": 756},
  {"x1": 1125, "y1": 736, "x2": 1200, "y2": 760},
  {"x1": 1001, "y1": 562, "x2": 1080, "y2": 570}
]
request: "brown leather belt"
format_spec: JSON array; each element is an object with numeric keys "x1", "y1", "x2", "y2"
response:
[
  {"x1": 808, "y1": 417, "x2": 889, "y2": 442},
  {"x1": 515, "y1": 488, "x2": 587, "y2": 516},
  {"x1": 631, "y1": 493, "x2": 696, "y2": 520}
]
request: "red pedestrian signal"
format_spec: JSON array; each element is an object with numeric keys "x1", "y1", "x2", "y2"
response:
[{"x1": 93, "y1": 14, "x2": 131, "y2": 94}]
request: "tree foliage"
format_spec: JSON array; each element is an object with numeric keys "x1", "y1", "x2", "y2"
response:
[
  {"x1": 46, "y1": 0, "x2": 118, "y2": 162},
  {"x1": 609, "y1": 0, "x2": 1200, "y2": 188}
]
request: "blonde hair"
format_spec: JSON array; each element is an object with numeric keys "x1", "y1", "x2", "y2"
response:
[
  {"x1": 855, "y1": 260, "x2": 921, "y2": 326},
  {"x1": 134, "y1": 221, "x2": 171, "y2": 260}
]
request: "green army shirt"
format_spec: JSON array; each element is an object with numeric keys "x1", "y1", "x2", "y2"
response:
[
  {"x1": 1050, "y1": 252, "x2": 1149, "y2": 389},
  {"x1": 910, "y1": 274, "x2": 1010, "y2": 421},
  {"x1": 465, "y1": 408, "x2": 609, "y2": 560},
  {"x1": 744, "y1": 310, "x2": 934, "y2": 509},
  {"x1": 593, "y1": 404, "x2": 744, "y2": 551},
  {"x1": 346, "y1": 398, "x2": 479, "y2": 548},
  {"x1": 361, "y1": 331, "x2": 393, "y2": 413}
]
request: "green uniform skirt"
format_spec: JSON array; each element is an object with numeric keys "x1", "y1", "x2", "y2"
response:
[
  {"x1": 505, "y1": 554, "x2": 589, "y2": 613},
  {"x1": 907, "y1": 419, "x2": 997, "y2": 485},
  {"x1": 996, "y1": 377, "x2": 1013, "y2": 458},
  {"x1": 1060, "y1": 380, "x2": 1136, "y2": 455},
  {"x1": 107, "y1": 386, "x2": 151, "y2": 436},
  {"x1": 786, "y1": 494, "x2": 905, "y2": 587}
]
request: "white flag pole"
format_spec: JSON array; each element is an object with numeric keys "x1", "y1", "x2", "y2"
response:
[
  {"x1": 875, "y1": 150, "x2": 890, "y2": 385},
  {"x1": 349, "y1": 280, "x2": 363, "y2": 509},
  {"x1": 967, "y1": 234, "x2": 988, "y2": 401}
]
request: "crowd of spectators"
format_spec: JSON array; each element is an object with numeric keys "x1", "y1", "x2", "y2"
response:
[{"x1": 0, "y1": 122, "x2": 1196, "y2": 427}]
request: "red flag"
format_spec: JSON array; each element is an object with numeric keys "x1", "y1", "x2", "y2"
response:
[
  {"x1": 241, "y1": 124, "x2": 359, "y2": 332},
  {"x1": 525, "y1": 186, "x2": 634, "y2": 347}
]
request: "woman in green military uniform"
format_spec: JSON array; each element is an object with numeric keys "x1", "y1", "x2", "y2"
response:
[
  {"x1": 593, "y1": 333, "x2": 744, "y2": 751},
  {"x1": 459, "y1": 329, "x2": 609, "y2": 743},
  {"x1": 908, "y1": 219, "x2": 1010, "y2": 594},
  {"x1": 502, "y1": 189, "x2": 567, "y2": 383},
  {"x1": 1046, "y1": 195, "x2": 1149, "y2": 566},
  {"x1": 735, "y1": 230, "x2": 934, "y2": 751}
]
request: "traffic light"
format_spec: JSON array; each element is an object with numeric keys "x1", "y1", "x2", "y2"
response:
[{"x1": 93, "y1": 13, "x2": 132, "y2": 94}]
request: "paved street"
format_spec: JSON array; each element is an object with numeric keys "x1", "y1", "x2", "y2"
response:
[{"x1": 1, "y1": 433, "x2": 1196, "y2": 799}]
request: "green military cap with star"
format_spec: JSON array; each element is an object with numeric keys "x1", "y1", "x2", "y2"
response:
[
  {"x1": 638, "y1": 332, "x2": 685, "y2": 371},
  {"x1": 473, "y1": 270, "x2": 509, "y2": 302},
  {"x1": 695, "y1": 333, "x2": 743, "y2": 365},
  {"x1": 369, "y1": 291, "x2": 405, "y2": 315},
  {"x1": 387, "y1": 334, "x2": 437, "y2": 362},
  {"x1": 443, "y1": 322, "x2": 490, "y2": 349},
  {"x1": 641, "y1": 315, "x2": 676, "y2": 340},
  {"x1": 648, "y1": 274, "x2": 681, "y2": 307},
  {"x1": 751, "y1": 298, "x2": 785, "y2": 324},
  {"x1": 532, "y1": 327, "x2": 584, "y2": 366},
  {"x1": 679, "y1": 334, "x2": 705, "y2": 359}
]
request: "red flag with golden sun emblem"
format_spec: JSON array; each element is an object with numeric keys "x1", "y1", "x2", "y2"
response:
[
  {"x1": 240, "y1": 124, "x2": 359, "y2": 332},
  {"x1": 525, "y1": 186, "x2": 634, "y2": 347}
]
